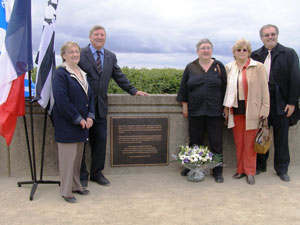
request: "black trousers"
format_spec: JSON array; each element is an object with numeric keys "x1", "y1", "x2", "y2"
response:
[
  {"x1": 80, "y1": 117, "x2": 107, "y2": 181},
  {"x1": 188, "y1": 115, "x2": 223, "y2": 176},
  {"x1": 257, "y1": 96, "x2": 290, "y2": 174}
]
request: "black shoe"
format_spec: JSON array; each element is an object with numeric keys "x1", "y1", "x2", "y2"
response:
[
  {"x1": 214, "y1": 175, "x2": 224, "y2": 183},
  {"x1": 91, "y1": 176, "x2": 110, "y2": 186},
  {"x1": 278, "y1": 173, "x2": 290, "y2": 182},
  {"x1": 246, "y1": 175, "x2": 255, "y2": 185},
  {"x1": 80, "y1": 179, "x2": 88, "y2": 188},
  {"x1": 180, "y1": 169, "x2": 190, "y2": 176},
  {"x1": 62, "y1": 196, "x2": 77, "y2": 203},
  {"x1": 72, "y1": 189, "x2": 90, "y2": 195},
  {"x1": 232, "y1": 173, "x2": 246, "y2": 179},
  {"x1": 256, "y1": 168, "x2": 267, "y2": 175}
]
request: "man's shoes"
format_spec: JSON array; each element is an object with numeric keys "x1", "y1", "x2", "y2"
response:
[
  {"x1": 256, "y1": 168, "x2": 267, "y2": 175},
  {"x1": 62, "y1": 196, "x2": 77, "y2": 203},
  {"x1": 72, "y1": 189, "x2": 90, "y2": 195},
  {"x1": 246, "y1": 175, "x2": 255, "y2": 185},
  {"x1": 214, "y1": 174, "x2": 224, "y2": 183},
  {"x1": 278, "y1": 173, "x2": 290, "y2": 182},
  {"x1": 80, "y1": 179, "x2": 88, "y2": 188},
  {"x1": 232, "y1": 173, "x2": 246, "y2": 179},
  {"x1": 91, "y1": 175, "x2": 110, "y2": 186},
  {"x1": 180, "y1": 168, "x2": 190, "y2": 176}
]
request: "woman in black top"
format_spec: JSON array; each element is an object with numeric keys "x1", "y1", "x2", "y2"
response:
[{"x1": 177, "y1": 38, "x2": 227, "y2": 183}]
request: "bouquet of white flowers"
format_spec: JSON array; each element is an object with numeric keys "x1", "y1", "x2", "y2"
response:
[{"x1": 175, "y1": 145, "x2": 222, "y2": 182}]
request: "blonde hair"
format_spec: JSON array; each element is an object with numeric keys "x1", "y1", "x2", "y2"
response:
[
  {"x1": 232, "y1": 38, "x2": 252, "y2": 57},
  {"x1": 60, "y1": 41, "x2": 80, "y2": 62}
]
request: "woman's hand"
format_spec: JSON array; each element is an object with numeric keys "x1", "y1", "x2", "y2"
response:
[
  {"x1": 182, "y1": 102, "x2": 188, "y2": 118},
  {"x1": 79, "y1": 119, "x2": 87, "y2": 129},
  {"x1": 86, "y1": 118, "x2": 94, "y2": 129},
  {"x1": 223, "y1": 107, "x2": 229, "y2": 120}
]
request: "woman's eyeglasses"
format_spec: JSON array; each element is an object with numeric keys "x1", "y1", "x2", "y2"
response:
[{"x1": 236, "y1": 48, "x2": 248, "y2": 53}]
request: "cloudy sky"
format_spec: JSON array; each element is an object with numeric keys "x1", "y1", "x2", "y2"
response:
[{"x1": 31, "y1": 0, "x2": 300, "y2": 69}]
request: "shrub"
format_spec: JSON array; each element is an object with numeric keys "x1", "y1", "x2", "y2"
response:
[
  {"x1": 108, "y1": 67, "x2": 183, "y2": 94},
  {"x1": 30, "y1": 67, "x2": 184, "y2": 94}
]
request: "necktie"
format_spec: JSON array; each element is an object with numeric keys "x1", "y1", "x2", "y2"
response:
[
  {"x1": 96, "y1": 50, "x2": 102, "y2": 74},
  {"x1": 264, "y1": 50, "x2": 271, "y2": 79}
]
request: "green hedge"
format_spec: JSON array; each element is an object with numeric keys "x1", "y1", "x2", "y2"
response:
[
  {"x1": 31, "y1": 67, "x2": 184, "y2": 94},
  {"x1": 108, "y1": 67, "x2": 183, "y2": 94}
]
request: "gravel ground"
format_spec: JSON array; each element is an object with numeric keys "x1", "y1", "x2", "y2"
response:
[{"x1": 1, "y1": 167, "x2": 300, "y2": 225}]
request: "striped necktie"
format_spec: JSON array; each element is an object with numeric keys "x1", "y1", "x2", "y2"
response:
[
  {"x1": 264, "y1": 50, "x2": 271, "y2": 79},
  {"x1": 96, "y1": 50, "x2": 102, "y2": 74}
]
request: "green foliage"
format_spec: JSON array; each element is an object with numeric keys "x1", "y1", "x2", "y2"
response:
[
  {"x1": 30, "y1": 67, "x2": 37, "y2": 82},
  {"x1": 31, "y1": 67, "x2": 184, "y2": 94},
  {"x1": 108, "y1": 67, "x2": 183, "y2": 94}
]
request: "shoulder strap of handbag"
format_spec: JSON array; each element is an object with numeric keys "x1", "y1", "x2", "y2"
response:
[{"x1": 216, "y1": 64, "x2": 221, "y2": 76}]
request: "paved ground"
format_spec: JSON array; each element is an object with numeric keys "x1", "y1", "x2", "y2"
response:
[{"x1": 1, "y1": 166, "x2": 300, "y2": 225}]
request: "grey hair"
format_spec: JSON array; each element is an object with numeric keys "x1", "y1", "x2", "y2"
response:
[
  {"x1": 89, "y1": 25, "x2": 106, "y2": 36},
  {"x1": 196, "y1": 38, "x2": 213, "y2": 50},
  {"x1": 259, "y1": 24, "x2": 279, "y2": 37}
]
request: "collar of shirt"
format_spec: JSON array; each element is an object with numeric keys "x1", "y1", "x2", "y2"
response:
[{"x1": 89, "y1": 44, "x2": 104, "y2": 63}]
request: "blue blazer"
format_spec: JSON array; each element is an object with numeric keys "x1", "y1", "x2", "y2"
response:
[
  {"x1": 79, "y1": 45, "x2": 137, "y2": 119},
  {"x1": 52, "y1": 66, "x2": 95, "y2": 143}
]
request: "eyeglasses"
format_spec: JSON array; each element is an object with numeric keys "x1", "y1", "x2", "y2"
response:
[
  {"x1": 236, "y1": 48, "x2": 248, "y2": 53},
  {"x1": 66, "y1": 51, "x2": 80, "y2": 55},
  {"x1": 262, "y1": 33, "x2": 277, "y2": 38},
  {"x1": 198, "y1": 47, "x2": 212, "y2": 51}
]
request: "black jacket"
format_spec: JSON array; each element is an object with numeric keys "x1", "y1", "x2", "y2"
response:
[
  {"x1": 251, "y1": 43, "x2": 300, "y2": 124},
  {"x1": 176, "y1": 59, "x2": 227, "y2": 117}
]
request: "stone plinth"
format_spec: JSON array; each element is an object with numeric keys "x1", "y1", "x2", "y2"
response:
[{"x1": 0, "y1": 94, "x2": 299, "y2": 177}]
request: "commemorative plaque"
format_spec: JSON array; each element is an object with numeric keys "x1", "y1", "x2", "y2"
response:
[{"x1": 110, "y1": 117, "x2": 169, "y2": 166}]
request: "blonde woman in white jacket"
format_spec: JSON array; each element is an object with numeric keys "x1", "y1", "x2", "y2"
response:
[{"x1": 223, "y1": 39, "x2": 269, "y2": 185}]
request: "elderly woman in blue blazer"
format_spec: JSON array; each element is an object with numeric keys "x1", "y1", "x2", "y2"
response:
[{"x1": 52, "y1": 41, "x2": 95, "y2": 203}]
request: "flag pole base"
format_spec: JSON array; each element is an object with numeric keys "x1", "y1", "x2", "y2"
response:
[{"x1": 17, "y1": 180, "x2": 60, "y2": 201}]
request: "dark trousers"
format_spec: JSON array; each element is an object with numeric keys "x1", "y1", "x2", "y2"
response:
[
  {"x1": 80, "y1": 117, "x2": 107, "y2": 181},
  {"x1": 257, "y1": 96, "x2": 290, "y2": 174},
  {"x1": 188, "y1": 115, "x2": 223, "y2": 176}
]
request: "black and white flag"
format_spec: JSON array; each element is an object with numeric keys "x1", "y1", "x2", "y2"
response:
[{"x1": 35, "y1": 0, "x2": 58, "y2": 113}]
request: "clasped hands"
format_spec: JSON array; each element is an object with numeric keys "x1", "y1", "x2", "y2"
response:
[{"x1": 79, "y1": 118, "x2": 93, "y2": 129}]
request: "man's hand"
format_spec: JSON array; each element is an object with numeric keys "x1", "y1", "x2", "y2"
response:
[
  {"x1": 284, "y1": 104, "x2": 295, "y2": 117},
  {"x1": 135, "y1": 91, "x2": 149, "y2": 96}
]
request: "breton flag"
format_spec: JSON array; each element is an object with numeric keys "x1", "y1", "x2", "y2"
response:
[
  {"x1": 0, "y1": 0, "x2": 33, "y2": 146},
  {"x1": 35, "y1": 0, "x2": 58, "y2": 113}
]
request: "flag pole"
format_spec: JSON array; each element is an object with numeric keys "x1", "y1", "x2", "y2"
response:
[
  {"x1": 17, "y1": 0, "x2": 60, "y2": 201},
  {"x1": 7, "y1": 146, "x2": 11, "y2": 177},
  {"x1": 18, "y1": 71, "x2": 60, "y2": 201}
]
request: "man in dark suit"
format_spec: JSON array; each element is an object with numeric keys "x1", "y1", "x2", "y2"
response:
[
  {"x1": 251, "y1": 24, "x2": 300, "y2": 182},
  {"x1": 79, "y1": 25, "x2": 148, "y2": 187}
]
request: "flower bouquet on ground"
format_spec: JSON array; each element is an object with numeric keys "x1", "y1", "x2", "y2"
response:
[{"x1": 174, "y1": 145, "x2": 222, "y2": 182}]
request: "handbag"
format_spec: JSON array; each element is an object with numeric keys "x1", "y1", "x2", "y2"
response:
[{"x1": 254, "y1": 118, "x2": 272, "y2": 154}]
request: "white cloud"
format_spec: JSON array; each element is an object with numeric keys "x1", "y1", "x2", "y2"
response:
[{"x1": 32, "y1": 0, "x2": 300, "y2": 68}]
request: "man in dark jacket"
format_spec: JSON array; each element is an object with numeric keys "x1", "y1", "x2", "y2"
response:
[
  {"x1": 251, "y1": 24, "x2": 300, "y2": 182},
  {"x1": 79, "y1": 25, "x2": 148, "y2": 187}
]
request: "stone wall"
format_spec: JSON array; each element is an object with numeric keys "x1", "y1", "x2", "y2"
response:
[{"x1": 0, "y1": 94, "x2": 299, "y2": 177}]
